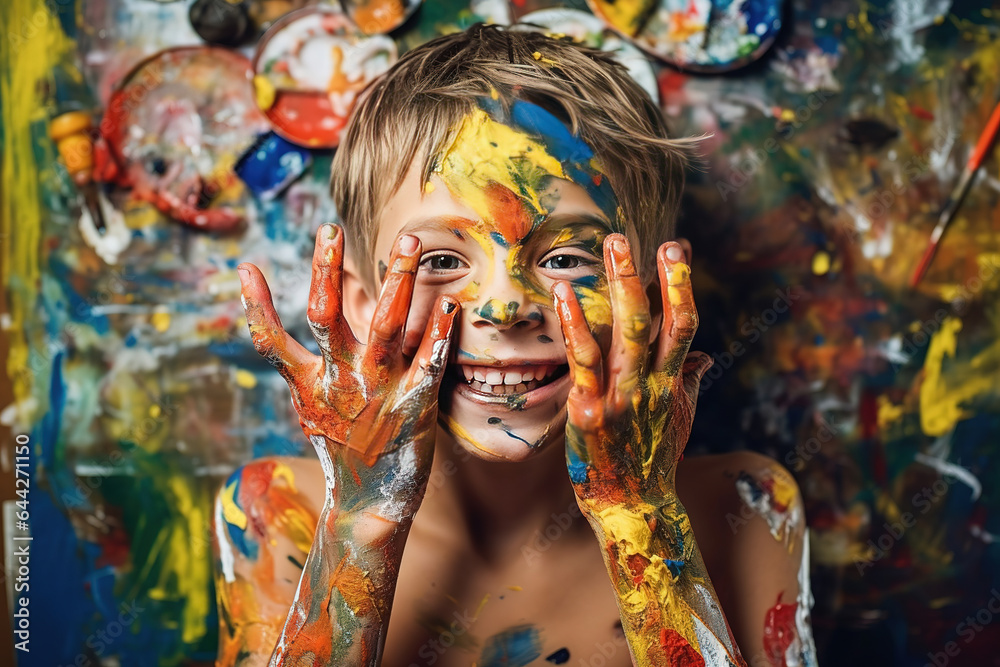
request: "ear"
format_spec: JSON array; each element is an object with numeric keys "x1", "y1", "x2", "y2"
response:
[
  {"x1": 646, "y1": 237, "x2": 693, "y2": 349},
  {"x1": 342, "y1": 252, "x2": 377, "y2": 342}
]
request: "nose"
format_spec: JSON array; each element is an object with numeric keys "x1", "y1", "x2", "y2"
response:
[{"x1": 470, "y1": 269, "x2": 542, "y2": 331}]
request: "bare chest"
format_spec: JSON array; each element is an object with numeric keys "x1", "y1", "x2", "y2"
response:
[{"x1": 383, "y1": 530, "x2": 632, "y2": 667}]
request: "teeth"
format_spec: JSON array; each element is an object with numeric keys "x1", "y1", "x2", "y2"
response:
[{"x1": 460, "y1": 364, "x2": 565, "y2": 396}]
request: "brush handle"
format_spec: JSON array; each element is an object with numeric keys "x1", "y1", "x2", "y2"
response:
[{"x1": 967, "y1": 100, "x2": 1000, "y2": 170}]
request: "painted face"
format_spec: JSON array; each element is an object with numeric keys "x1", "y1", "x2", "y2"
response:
[{"x1": 371, "y1": 99, "x2": 626, "y2": 461}]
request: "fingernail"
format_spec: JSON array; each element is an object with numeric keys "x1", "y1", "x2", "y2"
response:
[
  {"x1": 666, "y1": 244, "x2": 683, "y2": 262},
  {"x1": 398, "y1": 234, "x2": 419, "y2": 255},
  {"x1": 442, "y1": 298, "x2": 457, "y2": 314},
  {"x1": 237, "y1": 267, "x2": 249, "y2": 281},
  {"x1": 327, "y1": 224, "x2": 340, "y2": 240}
]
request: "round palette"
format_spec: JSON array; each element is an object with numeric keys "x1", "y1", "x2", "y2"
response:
[
  {"x1": 586, "y1": 0, "x2": 783, "y2": 72},
  {"x1": 340, "y1": 0, "x2": 423, "y2": 34},
  {"x1": 252, "y1": 5, "x2": 398, "y2": 148},
  {"x1": 101, "y1": 47, "x2": 271, "y2": 231},
  {"x1": 515, "y1": 7, "x2": 660, "y2": 103}
]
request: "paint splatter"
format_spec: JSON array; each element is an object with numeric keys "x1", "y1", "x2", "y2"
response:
[
  {"x1": 480, "y1": 625, "x2": 543, "y2": 667},
  {"x1": 545, "y1": 647, "x2": 570, "y2": 664},
  {"x1": 734, "y1": 466, "x2": 802, "y2": 550}
]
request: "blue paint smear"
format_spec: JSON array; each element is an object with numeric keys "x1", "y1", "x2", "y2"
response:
[
  {"x1": 566, "y1": 446, "x2": 589, "y2": 484},
  {"x1": 665, "y1": 559, "x2": 685, "y2": 577},
  {"x1": 480, "y1": 625, "x2": 542, "y2": 667},
  {"x1": 476, "y1": 98, "x2": 619, "y2": 223},
  {"x1": 222, "y1": 468, "x2": 258, "y2": 559}
]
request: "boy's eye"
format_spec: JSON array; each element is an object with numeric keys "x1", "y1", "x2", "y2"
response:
[
  {"x1": 541, "y1": 254, "x2": 582, "y2": 270},
  {"x1": 421, "y1": 254, "x2": 466, "y2": 271}
]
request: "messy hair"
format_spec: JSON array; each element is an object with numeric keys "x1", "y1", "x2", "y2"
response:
[{"x1": 331, "y1": 23, "x2": 696, "y2": 289}]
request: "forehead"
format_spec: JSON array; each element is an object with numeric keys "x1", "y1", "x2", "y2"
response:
[{"x1": 375, "y1": 100, "x2": 621, "y2": 249}]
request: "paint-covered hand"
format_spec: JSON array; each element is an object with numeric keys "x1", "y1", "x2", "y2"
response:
[
  {"x1": 237, "y1": 224, "x2": 459, "y2": 510},
  {"x1": 554, "y1": 234, "x2": 713, "y2": 509}
]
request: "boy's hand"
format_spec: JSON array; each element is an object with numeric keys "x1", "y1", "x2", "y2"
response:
[
  {"x1": 554, "y1": 233, "x2": 712, "y2": 510},
  {"x1": 237, "y1": 224, "x2": 459, "y2": 511}
]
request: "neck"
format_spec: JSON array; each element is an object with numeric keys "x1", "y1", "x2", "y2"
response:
[{"x1": 422, "y1": 426, "x2": 589, "y2": 563}]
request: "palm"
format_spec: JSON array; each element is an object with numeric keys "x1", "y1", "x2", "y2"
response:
[
  {"x1": 555, "y1": 234, "x2": 712, "y2": 509},
  {"x1": 239, "y1": 225, "x2": 458, "y2": 474}
]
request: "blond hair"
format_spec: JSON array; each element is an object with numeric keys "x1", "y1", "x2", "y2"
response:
[{"x1": 331, "y1": 23, "x2": 695, "y2": 288}]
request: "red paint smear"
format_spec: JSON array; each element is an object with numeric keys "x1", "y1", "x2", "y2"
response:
[
  {"x1": 763, "y1": 593, "x2": 798, "y2": 667},
  {"x1": 484, "y1": 182, "x2": 532, "y2": 246},
  {"x1": 626, "y1": 553, "x2": 651, "y2": 579},
  {"x1": 659, "y1": 628, "x2": 706, "y2": 667},
  {"x1": 910, "y1": 104, "x2": 935, "y2": 121}
]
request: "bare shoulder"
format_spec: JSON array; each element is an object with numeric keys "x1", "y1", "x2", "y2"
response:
[
  {"x1": 677, "y1": 451, "x2": 813, "y2": 663},
  {"x1": 213, "y1": 456, "x2": 324, "y2": 666}
]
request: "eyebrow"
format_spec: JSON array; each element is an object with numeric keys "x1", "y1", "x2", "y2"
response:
[
  {"x1": 396, "y1": 212, "x2": 616, "y2": 241},
  {"x1": 539, "y1": 213, "x2": 616, "y2": 236}
]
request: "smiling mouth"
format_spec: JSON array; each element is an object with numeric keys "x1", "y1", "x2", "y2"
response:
[{"x1": 456, "y1": 363, "x2": 569, "y2": 396}]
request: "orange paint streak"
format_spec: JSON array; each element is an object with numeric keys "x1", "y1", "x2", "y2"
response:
[{"x1": 484, "y1": 182, "x2": 533, "y2": 246}]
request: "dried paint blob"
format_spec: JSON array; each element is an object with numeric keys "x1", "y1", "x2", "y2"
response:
[
  {"x1": 587, "y1": 0, "x2": 782, "y2": 72},
  {"x1": 545, "y1": 647, "x2": 570, "y2": 663},
  {"x1": 515, "y1": 8, "x2": 659, "y2": 102},
  {"x1": 342, "y1": 0, "x2": 423, "y2": 34},
  {"x1": 253, "y1": 6, "x2": 397, "y2": 148},
  {"x1": 101, "y1": 47, "x2": 270, "y2": 232}
]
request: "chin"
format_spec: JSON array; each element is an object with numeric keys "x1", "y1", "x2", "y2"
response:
[{"x1": 437, "y1": 364, "x2": 571, "y2": 463}]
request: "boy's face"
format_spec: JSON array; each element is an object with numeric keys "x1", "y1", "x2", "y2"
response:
[{"x1": 368, "y1": 101, "x2": 629, "y2": 461}]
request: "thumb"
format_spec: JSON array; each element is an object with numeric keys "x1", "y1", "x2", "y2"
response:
[{"x1": 680, "y1": 351, "x2": 713, "y2": 401}]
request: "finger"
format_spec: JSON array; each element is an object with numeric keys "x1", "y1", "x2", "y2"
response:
[
  {"x1": 307, "y1": 224, "x2": 352, "y2": 362},
  {"x1": 405, "y1": 296, "x2": 460, "y2": 394},
  {"x1": 552, "y1": 281, "x2": 604, "y2": 404},
  {"x1": 238, "y1": 262, "x2": 312, "y2": 376},
  {"x1": 366, "y1": 234, "x2": 420, "y2": 367},
  {"x1": 604, "y1": 234, "x2": 651, "y2": 414},
  {"x1": 654, "y1": 242, "x2": 699, "y2": 376}
]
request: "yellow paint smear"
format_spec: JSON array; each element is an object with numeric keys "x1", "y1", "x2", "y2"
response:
[
  {"x1": 919, "y1": 317, "x2": 1000, "y2": 436},
  {"x1": 235, "y1": 369, "x2": 257, "y2": 389},
  {"x1": 1, "y1": 0, "x2": 74, "y2": 418},
  {"x1": 436, "y1": 107, "x2": 566, "y2": 223}
]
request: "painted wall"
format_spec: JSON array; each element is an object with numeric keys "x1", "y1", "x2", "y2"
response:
[{"x1": 0, "y1": 0, "x2": 997, "y2": 665}]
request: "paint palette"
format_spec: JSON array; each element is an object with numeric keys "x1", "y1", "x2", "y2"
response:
[
  {"x1": 586, "y1": 0, "x2": 783, "y2": 72},
  {"x1": 101, "y1": 46, "x2": 271, "y2": 232},
  {"x1": 252, "y1": 5, "x2": 398, "y2": 148},
  {"x1": 515, "y1": 8, "x2": 659, "y2": 103},
  {"x1": 340, "y1": 0, "x2": 423, "y2": 34}
]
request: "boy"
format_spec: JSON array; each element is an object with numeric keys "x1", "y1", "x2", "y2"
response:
[{"x1": 216, "y1": 24, "x2": 815, "y2": 667}]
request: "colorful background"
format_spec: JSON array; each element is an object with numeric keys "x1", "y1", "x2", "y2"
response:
[{"x1": 1, "y1": 0, "x2": 998, "y2": 665}]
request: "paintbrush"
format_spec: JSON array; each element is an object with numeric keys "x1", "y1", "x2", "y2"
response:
[{"x1": 910, "y1": 99, "x2": 1000, "y2": 287}]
